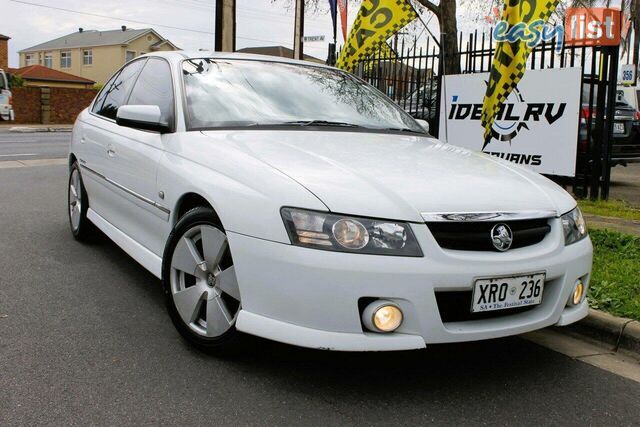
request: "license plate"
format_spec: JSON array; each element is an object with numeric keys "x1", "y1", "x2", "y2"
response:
[
  {"x1": 614, "y1": 123, "x2": 625, "y2": 134},
  {"x1": 471, "y1": 273, "x2": 545, "y2": 313}
]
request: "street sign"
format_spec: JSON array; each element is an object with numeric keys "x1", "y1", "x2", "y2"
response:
[
  {"x1": 303, "y1": 35, "x2": 325, "y2": 42},
  {"x1": 619, "y1": 64, "x2": 637, "y2": 85}
]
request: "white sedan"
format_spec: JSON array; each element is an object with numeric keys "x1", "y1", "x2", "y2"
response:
[{"x1": 68, "y1": 51, "x2": 592, "y2": 352}]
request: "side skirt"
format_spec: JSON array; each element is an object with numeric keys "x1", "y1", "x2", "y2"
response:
[{"x1": 87, "y1": 208, "x2": 163, "y2": 279}]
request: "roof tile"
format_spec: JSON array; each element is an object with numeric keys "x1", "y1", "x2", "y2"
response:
[
  {"x1": 20, "y1": 28, "x2": 156, "y2": 52},
  {"x1": 11, "y1": 65, "x2": 95, "y2": 84}
]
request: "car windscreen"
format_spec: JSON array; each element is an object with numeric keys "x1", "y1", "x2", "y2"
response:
[{"x1": 182, "y1": 58, "x2": 424, "y2": 133}]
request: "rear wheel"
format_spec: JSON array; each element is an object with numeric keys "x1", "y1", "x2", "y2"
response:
[
  {"x1": 68, "y1": 162, "x2": 94, "y2": 241},
  {"x1": 162, "y1": 207, "x2": 242, "y2": 350}
]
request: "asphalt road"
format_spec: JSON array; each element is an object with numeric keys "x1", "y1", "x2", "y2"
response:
[
  {"x1": 0, "y1": 131, "x2": 70, "y2": 161},
  {"x1": 1, "y1": 163, "x2": 639, "y2": 426}
]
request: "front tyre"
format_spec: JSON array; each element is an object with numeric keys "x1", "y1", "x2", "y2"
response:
[
  {"x1": 68, "y1": 162, "x2": 94, "y2": 241},
  {"x1": 162, "y1": 207, "x2": 242, "y2": 351}
]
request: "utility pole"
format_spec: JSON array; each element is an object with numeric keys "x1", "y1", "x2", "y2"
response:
[
  {"x1": 215, "y1": 0, "x2": 236, "y2": 52},
  {"x1": 293, "y1": 0, "x2": 305, "y2": 60},
  {"x1": 327, "y1": 0, "x2": 337, "y2": 65}
]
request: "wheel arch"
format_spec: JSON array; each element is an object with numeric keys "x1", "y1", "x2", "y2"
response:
[
  {"x1": 173, "y1": 192, "x2": 223, "y2": 229},
  {"x1": 68, "y1": 153, "x2": 77, "y2": 171}
]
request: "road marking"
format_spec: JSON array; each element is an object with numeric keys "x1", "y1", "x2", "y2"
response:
[
  {"x1": 0, "y1": 158, "x2": 67, "y2": 169},
  {"x1": 0, "y1": 153, "x2": 38, "y2": 157}
]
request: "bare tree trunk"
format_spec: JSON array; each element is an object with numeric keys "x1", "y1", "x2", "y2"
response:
[
  {"x1": 414, "y1": 0, "x2": 461, "y2": 75},
  {"x1": 633, "y1": 0, "x2": 639, "y2": 83},
  {"x1": 439, "y1": 1, "x2": 461, "y2": 75}
]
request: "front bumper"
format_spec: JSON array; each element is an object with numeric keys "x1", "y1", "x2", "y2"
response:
[
  {"x1": 0, "y1": 106, "x2": 13, "y2": 121},
  {"x1": 229, "y1": 220, "x2": 593, "y2": 351}
]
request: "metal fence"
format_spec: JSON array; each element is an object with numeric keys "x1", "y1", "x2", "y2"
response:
[{"x1": 346, "y1": 30, "x2": 624, "y2": 200}]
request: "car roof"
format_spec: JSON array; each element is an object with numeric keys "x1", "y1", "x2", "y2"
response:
[{"x1": 143, "y1": 50, "x2": 335, "y2": 70}]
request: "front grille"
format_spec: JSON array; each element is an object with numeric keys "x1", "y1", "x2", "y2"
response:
[
  {"x1": 426, "y1": 218, "x2": 551, "y2": 251},
  {"x1": 435, "y1": 291, "x2": 537, "y2": 323}
]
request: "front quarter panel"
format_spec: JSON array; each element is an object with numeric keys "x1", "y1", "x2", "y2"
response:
[{"x1": 158, "y1": 131, "x2": 328, "y2": 244}]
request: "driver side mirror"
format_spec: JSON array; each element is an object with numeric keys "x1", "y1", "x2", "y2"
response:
[
  {"x1": 415, "y1": 119, "x2": 430, "y2": 134},
  {"x1": 116, "y1": 105, "x2": 170, "y2": 134}
]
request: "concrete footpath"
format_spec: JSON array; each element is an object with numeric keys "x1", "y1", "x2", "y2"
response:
[
  {"x1": 584, "y1": 213, "x2": 640, "y2": 237},
  {"x1": 559, "y1": 309, "x2": 640, "y2": 357},
  {"x1": 561, "y1": 214, "x2": 639, "y2": 358}
]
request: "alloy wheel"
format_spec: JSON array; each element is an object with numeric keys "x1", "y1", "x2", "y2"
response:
[
  {"x1": 69, "y1": 168, "x2": 82, "y2": 232},
  {"x1": 169, "y1": 225, "x2": 241, "y2": 338}
]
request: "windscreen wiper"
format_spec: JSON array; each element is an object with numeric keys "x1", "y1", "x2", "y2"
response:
[
  {"x1": 285, "y1": 120, "x2": 362, "y2": 128},
  {"x1": 380, "y1": 127, "x2": 425, "y2": 134}
]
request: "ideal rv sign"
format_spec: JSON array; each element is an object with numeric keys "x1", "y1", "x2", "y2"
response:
[{"x1": 439, "y1": 68, "x2": 582, "y2": 177}]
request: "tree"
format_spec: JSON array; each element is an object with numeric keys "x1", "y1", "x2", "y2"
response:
[{"x1": 10, "y1": 75, "x2": 25, "y2": 88}]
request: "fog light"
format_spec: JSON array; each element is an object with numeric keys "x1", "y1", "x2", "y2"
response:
[
  {"x1": 569, "y1": 280, "x2": 585, "y2": 306},
  {"x1": 362, "y1": 301, "x2": 403, "y2": 333}
]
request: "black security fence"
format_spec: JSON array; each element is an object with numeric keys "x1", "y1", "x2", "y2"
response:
[{"x1": 342, "y1": 30, "x2": 624, "y2": 200}]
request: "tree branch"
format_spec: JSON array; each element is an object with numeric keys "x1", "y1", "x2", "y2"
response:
[{"x1": 413, "y1": 0, "x2": 440, "y2": 16}]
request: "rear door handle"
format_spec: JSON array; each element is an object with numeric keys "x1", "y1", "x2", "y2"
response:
[{"x1": 107, "y1": 145, "x2": 116, "y2": 157}]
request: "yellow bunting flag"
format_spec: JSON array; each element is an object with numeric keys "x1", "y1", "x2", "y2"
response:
[
  {"x1": 337, "y1": 0, "x2": 417, "y2": 72},
  {"x1": 481, "y1": 0, "x2": 561, "y2": 148}
]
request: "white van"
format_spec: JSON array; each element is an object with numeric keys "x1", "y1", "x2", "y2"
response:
[
  {"x1": 618, "y1": 85, "x2": 640, "y2": 112},
  {"x1": 0, "y1": 69, "x2": 15, "y2": 121}
]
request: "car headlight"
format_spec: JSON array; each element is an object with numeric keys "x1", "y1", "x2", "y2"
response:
[
  {"x1": 281, "y1": 208, "x2": 423, "y2": 256},
  {"x1": 561, "y1": 207, "x2": 588, "y2": 245}
]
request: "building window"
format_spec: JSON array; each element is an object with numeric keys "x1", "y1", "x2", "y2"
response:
[
  {"x1": 44, "y1": 53, "x2": 52, "y2": 68},
  {"x1": 25, "y1": 54, "x2": 36, "y2": 66},
  {"x1": 83, "y1": 49, "x2": 93, "y2": 65},
  {"x1": 125, "y1": 51, "x2": 136, "y2": 62},
  {"x1": 61, "y1": 51, "x2": 71, "y2": 68}
]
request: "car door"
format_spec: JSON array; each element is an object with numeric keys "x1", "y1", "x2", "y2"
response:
[
  {"x1": 102, "y1": 57, "x2": 176, "y2": 255},
  {"x1": 79, "y1": 59, "x2": 146, "y2": 223}
]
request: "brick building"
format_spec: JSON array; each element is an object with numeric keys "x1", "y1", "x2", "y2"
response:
[
  {"x1": 19, "y1": 27, "x2": 178, "y2": 85},
  {"x1": 0, "y1": 34, "x2": 9, "y2": 70}
]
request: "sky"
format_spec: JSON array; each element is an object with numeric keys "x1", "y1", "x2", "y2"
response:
[{"x1": 1, "y1": 0, "x2": 450, "y2": 67}]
